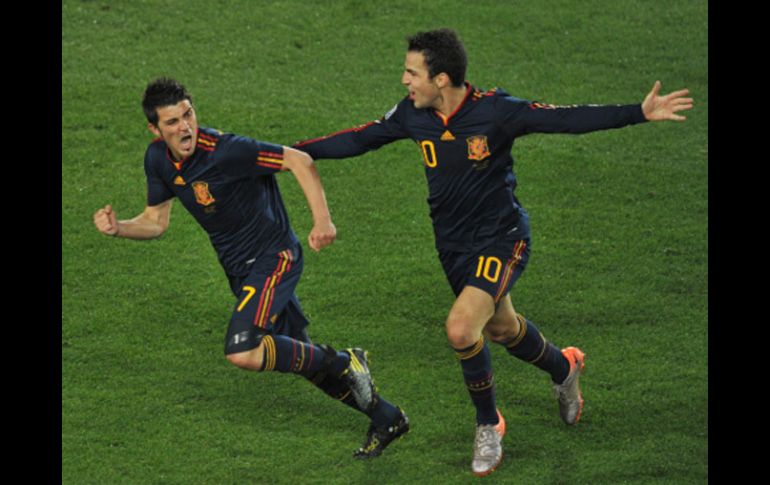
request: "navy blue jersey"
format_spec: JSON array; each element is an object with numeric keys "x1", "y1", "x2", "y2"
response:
[
  {"x1": 295, "y1": 84, "x2": 646, "y2": 251},
  {"x1": 144, "y1": 126, "x2": 299, "y2": 276}
]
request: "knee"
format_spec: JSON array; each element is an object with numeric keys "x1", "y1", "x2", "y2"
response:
[
  {"x1": 226, "y1": 346, "x2": 263, "y2": 371},
  {"x1": 445, "y1": 314, "x2": 478, "y2": 349}
]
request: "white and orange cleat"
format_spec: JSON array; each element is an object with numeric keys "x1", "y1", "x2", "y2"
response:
[
  {"x1": 471, "y1": 409, "x2": 506, "y2": 477},
  {"x1": 553, "y1": 347, "x2": 586, "y2": 425}
]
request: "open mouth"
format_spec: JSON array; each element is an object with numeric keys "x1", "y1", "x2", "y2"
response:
[{"x1": 180, "y1": 134, "x2": 193, "y2": 150}]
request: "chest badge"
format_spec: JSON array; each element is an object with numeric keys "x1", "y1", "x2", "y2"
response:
[
  {"x1": 192, "y1": 181, "x2": 216, "y2": 206},
  {"x1": 467, "y1": 135, "x2": 491, "y2": 161}
]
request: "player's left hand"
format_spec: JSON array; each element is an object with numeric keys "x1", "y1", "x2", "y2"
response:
[
  {"x1": 642, "y1": 80, "x2": 693, "y2": 121},
  {"x1": 309, "y1": 220, "x2": 337, "y2": 252}
]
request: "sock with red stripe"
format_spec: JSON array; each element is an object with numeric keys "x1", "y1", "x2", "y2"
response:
[
  {"x1": 501, "y1": 315, "x2": 569, "y2": 384},
  {"x1": 454, "y1": 337, "x2": 499, "y2": 425},
  {"x1": 260, "y1": 334, "x2": 350, "y2": 375}
]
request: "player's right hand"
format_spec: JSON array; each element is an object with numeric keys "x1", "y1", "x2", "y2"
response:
[
  {"x1": 308, "y1": 220, "x2": 337, "y2": 252},
  {"x1": 93, "y1": 204, "x2": 120, "y2": 237}
]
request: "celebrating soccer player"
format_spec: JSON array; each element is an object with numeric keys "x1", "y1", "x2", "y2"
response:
[
  {"x1": 294, "y1": 28, "x2": 692, "y2": 476},
  {"x1": 93, "y1": 78, "x2": 409, "y2": 459}
]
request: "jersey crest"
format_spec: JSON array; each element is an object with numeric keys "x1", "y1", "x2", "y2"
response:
[
  {"x1": 467, "y1": 135, "x2": 491, "y2": 161},
  {"x1": 192, "y1": 181, "x2": 216, "y2": 206}
]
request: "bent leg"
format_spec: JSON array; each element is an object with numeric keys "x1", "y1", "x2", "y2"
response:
[
  {"x1": 446, "y1": 286, "x2": 499, "y2": 425},
  {"x1": 485, "y1": 294, "x2": 569, "y2": 384},
  {"x1": 224, "y1": 247, "x2": 351, "y2": 377},
  {"x1": 226, "y1": 343, "x2": 266, "y2": 371}
]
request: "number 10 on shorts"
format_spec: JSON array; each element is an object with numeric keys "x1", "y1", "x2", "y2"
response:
[{"x1": 476, "y1": 256, "x2": 502, "y2": 283}]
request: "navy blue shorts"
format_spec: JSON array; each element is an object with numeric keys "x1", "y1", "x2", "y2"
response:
[
  {"x1": 224, "y1": 244, "x2": 310, "y2": 355},
  {"x1": 439, "y1": 235, "x2": 531, "y2": 305}
]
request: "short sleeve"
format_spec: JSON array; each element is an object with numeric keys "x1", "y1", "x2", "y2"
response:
[
  {"x1": 217, "y1": 134, "x2": 285, "y2": 178},
  {"x1": 144, "y1": 146, "x2": 174, "y2": 206}
]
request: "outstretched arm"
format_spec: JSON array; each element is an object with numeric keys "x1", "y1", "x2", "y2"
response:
[
  {"x1": 642, "y1": 81, "x2": 693, "y2": 121},
  {"x1": 294, "y1": 99, "x2": 410, "y2": 160},
  {"x1": 93, "y1": 199, "x2": 173, "y2": 240},
  {"x1": 281, "y1": 147, "x2": 337, "y2": 252}
]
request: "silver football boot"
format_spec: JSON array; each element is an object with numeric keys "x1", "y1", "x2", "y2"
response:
[
  {"x1": 471, "y1": 409, "x2": 506, "y2": 476},
  {"x1": 340, "y1": 348, "x2": 376, "y2": 413},
  {"x1": 552, "y1": 346, "x2": 586, "y2": 425}
]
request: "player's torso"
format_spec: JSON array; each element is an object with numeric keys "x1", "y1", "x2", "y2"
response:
[
  {"x1": 404, "y1": 91, "x2": 523, "y2": 248},
  {"x1": 411, "y1": 92, "x2": 511, "y2": 172},
  {"x1": 152, "y1": 130, "x2": 265, "y2": 234}
]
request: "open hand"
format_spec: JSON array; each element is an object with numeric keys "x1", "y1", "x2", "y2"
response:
[{"x1": 642, "y1": 81, "x2": 693, "y2": 121}]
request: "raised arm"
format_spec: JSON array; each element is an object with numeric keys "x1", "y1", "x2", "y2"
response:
[
  {"x1": 280, "y1": 147, "x2": 337, "y2": 252},
  {"x1": 641, "y1": 80, "x2": 693, "y2": 121},
  {"x1": 93, "y1": 199, "x2": 173, "y2": 240}
]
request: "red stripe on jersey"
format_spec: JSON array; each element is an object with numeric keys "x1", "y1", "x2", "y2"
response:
[
  {"x1": 494, "y1": 241, "x2": 527, "y2": 303},
  {"x1": 259, "y1": 151, "x2": 283, "y2": 159},
  {"x1": 294, "y1": 122, "x2": 376, "y2": 147},
  {"x1": 529, "y1": 102, "x2": 558, "y2": 110},
  {"x1": 257, "y1": 161, "x2": 282, "y2": 170},
  {"x1": 259, "y1": 257, "x2": 292, "y2": 327},
  {"x1": 254, "y1": 251, "x2": 293, "y2": 328}
]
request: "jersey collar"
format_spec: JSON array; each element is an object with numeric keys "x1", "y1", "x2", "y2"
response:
[
  {"x1": 434, "y1": 82, "x2": 473, "y2": 126},
  {"x1": 166, "y1": 138, "x2": 196, "y2": 171}
]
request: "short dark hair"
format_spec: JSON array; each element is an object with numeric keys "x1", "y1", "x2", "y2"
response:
[
  {"x1": 142, "y1": 77, "x2": 193, "y2": 126},
  {"x1": 406, "y1": 28, "x2": 467, "y2": 87}
]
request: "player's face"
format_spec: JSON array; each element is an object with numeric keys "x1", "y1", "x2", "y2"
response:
[
  {"x1": 148, "y1": 99, "x2": 199, "y2": 161},
  {"x1": 402, "y1": 51, "x2": 441, "y2": 109}
]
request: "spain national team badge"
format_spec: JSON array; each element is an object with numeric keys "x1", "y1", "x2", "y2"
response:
[
  {"x1": 467, "y1": 135, "x2": 491, "y2": 161},
  {"x1": 192, "y1": 181, "x2": 216, "y2": 206}
]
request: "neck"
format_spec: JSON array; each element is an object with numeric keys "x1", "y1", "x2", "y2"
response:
[{"x1": 435, "y1": 83, "x2": 468, "y2": 117}]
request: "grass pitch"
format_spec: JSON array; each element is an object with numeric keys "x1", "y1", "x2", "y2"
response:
[{"x1": 63, "y1": 1, "x2": 707, "y2": 483}]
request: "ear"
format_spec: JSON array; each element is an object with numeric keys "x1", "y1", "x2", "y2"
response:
[
  {"x1": 434, "y1": 72, "x2": 451, "y2": 89},
  {"x1": 147, "y1": 122, "x2": 161, "y2": 137}
]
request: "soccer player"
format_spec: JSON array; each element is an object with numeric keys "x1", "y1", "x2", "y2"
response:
[
  {"x1": 293, "y1": 29, "x2": 693, "y2": 476},
  {"x1": 93, "y1": 78, "x2": 409, "y2": 458}
]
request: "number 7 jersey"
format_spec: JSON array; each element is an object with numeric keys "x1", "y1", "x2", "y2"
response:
[{"x1": 294, "y1": 84, "x2": 647, "y2": 252}]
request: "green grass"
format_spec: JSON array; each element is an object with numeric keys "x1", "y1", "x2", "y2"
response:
[{"x1": 63, "y1": 0, "x2": 707, "y2": 483}]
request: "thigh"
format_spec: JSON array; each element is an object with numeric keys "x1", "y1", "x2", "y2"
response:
[
  {"x1": 224, "y1": 246, "x2": 308, "y2": 355},
  {"x1": 446, "y1": 285, "x2": 497, "y2": 347}
]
